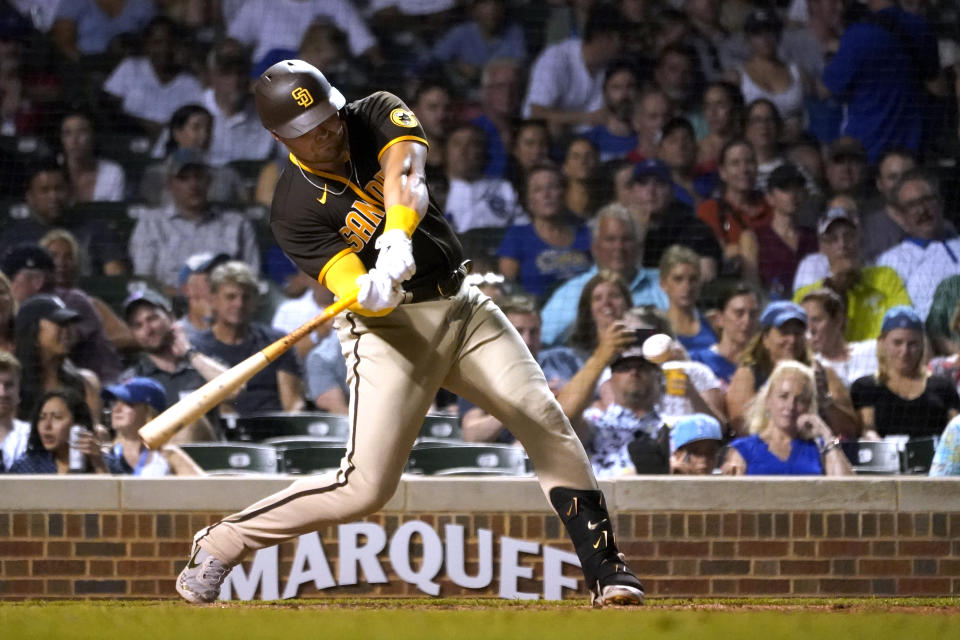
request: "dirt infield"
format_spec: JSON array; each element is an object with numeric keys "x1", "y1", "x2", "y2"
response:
[{"x1": 2, "y1": 597, "x2": 958, "y2": 640}]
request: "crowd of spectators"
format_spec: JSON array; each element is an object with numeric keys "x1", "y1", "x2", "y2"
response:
[{"x1": 2, "y1": 0, "x2": 960, "y2": 478}]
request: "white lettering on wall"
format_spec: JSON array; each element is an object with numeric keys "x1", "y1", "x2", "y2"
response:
[
  {"x1": 338, "y1": 522, "x2": 388, "y2": 586},
  {"x1": 221, "y1": 520, "x2": 579, "y2": 601},
  {"x1": 542, "y1": 546, "x2": 580, "y2": 600},
  {"x1": 389, "y1": 521, "x2": 443, "y2": 595},
  {"x1": 281, "y1": 532, "x2": 336, "y2": 599},
  {"x1": 221, "y1": 544, "x2": 278, "y2": 601},
  {"x1": 498, "y1": 536, "x2": 540, "y2": 600},
  {"x1": 445, "y1": 524, "x2": 493, "y2": 589}
]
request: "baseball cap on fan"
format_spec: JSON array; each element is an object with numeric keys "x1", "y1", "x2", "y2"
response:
[
  {"x1": 178, "y1": 252, "x2": 232, "y2": 288},
  {"x1": 254, "y1": 59, "x2": 346, "y2": 139},
  {"x1": 816, "y1": 206, "x2": 859, "y2": 236}
]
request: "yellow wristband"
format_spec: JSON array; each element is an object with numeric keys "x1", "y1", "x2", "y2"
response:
[{"x1": 384, "y1": 204, "x2": 420, "y2": 237}]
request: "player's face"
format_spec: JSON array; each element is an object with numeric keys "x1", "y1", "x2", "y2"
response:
[{"x1": 278, "y1": 113, "x2": 349, "y2": 168}]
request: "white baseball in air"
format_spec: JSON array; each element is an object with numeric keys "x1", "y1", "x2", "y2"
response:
[{"x1": 642, "y1": 333, "x2": 673, "y2": 364}]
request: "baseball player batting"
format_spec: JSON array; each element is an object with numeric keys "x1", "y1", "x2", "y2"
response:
[{"x1": 176, "y1": 59, "x2": 644, "y2": 607}]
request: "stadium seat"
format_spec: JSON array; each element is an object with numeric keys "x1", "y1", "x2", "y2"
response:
[
  {"x1": 69, "y1": 201, "x2": 137, "y2": 238},
  {"x1": 417, "y1": 415, "x2": 462, "y2": 443},
  {"x1": 78, "y1": 275, "x2": 133, "y2": 314},
  {"x1": 179, "y1": 442, "x2": 278, "y2": 475},
  {"x1": 405, "y1": 443, "x2": 529, "y2": 476},
  {"x1": 224, "y1": 412, "x2": 351, "y2": 442},
  {"x1": 848, "y1": 440, "x2": 901, "y2": 475},
  {"x1": 269, "y1": 438, "x2": 346, "y2": 474},
  {"x1": 903, "y1": 436, "x2": 939, "y2": 475}
]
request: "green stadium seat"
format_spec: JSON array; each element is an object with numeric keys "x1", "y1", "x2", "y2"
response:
[
  {"x1": 903, "y1": 436, "x2": 938, "y2": 475},
  {"x1": 179, "y1": 442, "x2": 278, "y2": 475},
  {"x1": 417, "y1": 415, "x2": 462, "y2": 442},
  {"x1": 849, "y1": 440, "x2": 901, "y2": 475},
  {"x1": 270, "y1": 438, "x2": 347, "y2": 475},
  {"x1": 225, "y1": 412, "x2": 351, "y2": 442},
  {"x1": 78, "y1": 275, "x2": 132, "y2": 315},
  {"x1": 405, "y1": 443, "x2": 529, "y2": 476}
]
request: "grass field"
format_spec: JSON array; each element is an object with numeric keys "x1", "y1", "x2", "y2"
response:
[{"x1": 2, "y1": 598, "x2": 958, "y2": 640}]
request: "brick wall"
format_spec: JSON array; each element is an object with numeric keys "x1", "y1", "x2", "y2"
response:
[{"x1": 1, "y1": 477, "x2": 958, "y2": 599}]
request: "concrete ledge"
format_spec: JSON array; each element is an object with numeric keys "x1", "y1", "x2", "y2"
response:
[
  {"x1": 614, "y1": 477, "x2": 902, "y2": 511},
  {"x1": 896, "y1": 477, "x2": 960, "y2": 511},
  {"x1": 0, "y1": 476, "x2": 120, "y2": 510},
  {"x1": 403, "y1": 476, "x2": 549, "y2": 512},
  {"x1": 1, "y1": 476, "x2": 959, "y2": 512}
]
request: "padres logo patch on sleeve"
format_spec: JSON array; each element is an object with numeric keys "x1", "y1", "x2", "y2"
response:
[{"x1": 390, "y1": 108, "x2": 419, "y2": 128}]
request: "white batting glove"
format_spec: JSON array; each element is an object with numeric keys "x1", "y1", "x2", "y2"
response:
[
  {"x1": 356, "y1": 268, "x2": 404, "y2": 313},
  {"x1": 374, "y1": 229, "x2": 416, "y2": 283}
]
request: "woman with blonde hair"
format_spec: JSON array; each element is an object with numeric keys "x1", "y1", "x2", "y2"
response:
[
  {"x1": 722, "y1": 360, "x2": 853, "y2": 475},
  {"x1": 726, "y1": 300, "x2": 859, "y2": 438},
  {"x1": 851, "y1": 306, "x2": 960, "y2": 440}
]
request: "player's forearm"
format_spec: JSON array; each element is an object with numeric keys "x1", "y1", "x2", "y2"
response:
[{"x1": 380, "y1": 141, "x2": 429, "y2": 236}]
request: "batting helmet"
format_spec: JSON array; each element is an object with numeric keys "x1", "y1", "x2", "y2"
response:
[{"x1": 254, "y1": 59, "x2": 346, "y2": 139}]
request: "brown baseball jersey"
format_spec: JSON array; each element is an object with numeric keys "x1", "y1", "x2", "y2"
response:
[{"x1": 268, "y1": 91, "x2": 463, "y2": 288}]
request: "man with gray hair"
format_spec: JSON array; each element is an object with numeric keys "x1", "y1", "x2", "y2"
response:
[
  {"x1": 190, "y1": 261, "x2": 304, "y2": 415},
  {"x1": 540, "y1": 202, "x2": 668, "y2": 346},
  {"x1": 877, "y1": 169, "x2": 960, "y2": 319}
]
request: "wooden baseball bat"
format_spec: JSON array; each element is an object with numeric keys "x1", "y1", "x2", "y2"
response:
[{"x1": 138, "y1": 292, "x2": 358, "y2": 450}]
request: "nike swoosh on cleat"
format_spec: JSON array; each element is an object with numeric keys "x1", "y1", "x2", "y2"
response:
[
  {"x1": 587, "y1": 518, "x2": 608, "y2": 530},
  {"x1": 186, "y1": 546, "x2": 202, "y2": 569}
]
